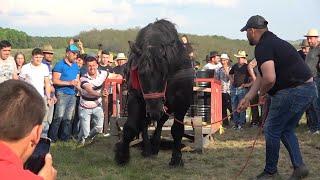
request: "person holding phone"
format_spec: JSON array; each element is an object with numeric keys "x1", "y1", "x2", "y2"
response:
[{"x1": 0, "y1": 80, "x2": 57, "y2": 179}]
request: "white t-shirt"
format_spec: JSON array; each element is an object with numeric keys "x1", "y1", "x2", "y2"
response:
[
  {"x1": 202, "y1": 62, "x2": 222, "y2": 71},
  {"x1": 202, "y1": 62, "x2": 222, "y2": 78},
  {"x1": 0, "y1": 56, "x2": 17, "y2": 83},
  {"x1": 19, "y1": 63, "x2": 49, "y2": 97}
]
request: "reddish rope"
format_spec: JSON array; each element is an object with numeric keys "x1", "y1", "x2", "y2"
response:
[
  {"x1": 164, "y1": 103, "x2": 266, "y2": 179},
  {"x1": 169, "y1": 103, "x2": 261, "y2": 127}
]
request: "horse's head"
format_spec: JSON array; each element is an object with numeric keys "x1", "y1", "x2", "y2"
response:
[
  {"x1": 129, "y1": 40, "x2": 168, "y2": 120},
  {"x1": 128, "y1": 19, "x2": 187, "y2": 121}
]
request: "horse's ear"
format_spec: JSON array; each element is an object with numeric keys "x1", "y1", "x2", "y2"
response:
[{"x1": 128, "y1": 41, "x2": 141, "y2": 56}]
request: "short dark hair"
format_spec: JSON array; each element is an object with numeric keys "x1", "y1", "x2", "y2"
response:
[
  {"x1": 0, "y1": 40, "x2": 12, "y2": 50},
  {"x1": 32, "y1": 48, "x2": 43, "y2": 56},
  {"x1": 101, "y1": 49, "x2": 110, "y2": 55},
  {"x1": 85, "y1": 55, "x2": 98, "y2": 63},
  {"x1": 0, "y1": 80, "x2": 45, "y2": 141}
]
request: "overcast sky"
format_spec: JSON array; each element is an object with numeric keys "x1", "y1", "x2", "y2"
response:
[{"x1": 0, "y1": 0, "x2": 319, "y2": 40}]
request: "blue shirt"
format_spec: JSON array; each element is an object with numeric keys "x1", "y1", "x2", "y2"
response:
[{"x1": 53, "y1": 59, "x2": 79, "y2": 95}]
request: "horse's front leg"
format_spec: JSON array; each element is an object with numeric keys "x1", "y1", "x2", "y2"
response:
[
  {"x1": 115, "y1": 91, "x2": 144, "y2": 165},
  {"x1": 150, "y1": 114, "x2": 169, "y2": 155},
  {"x1": 141, "y1": 117, "x2": 152, "y2": 157},
  {"x1": 169, "y1": 116, "x2": 185, "y2": 167}
]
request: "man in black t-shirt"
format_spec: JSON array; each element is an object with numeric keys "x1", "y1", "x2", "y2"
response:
[
  {"x1": 229, "y1": 50, "x2": 253, "y2": 130},
  {"x1": 237, "y1": 15, "x2": 315, "y2": 179}
]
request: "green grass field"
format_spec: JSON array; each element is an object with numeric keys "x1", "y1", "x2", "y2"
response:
[{"x1": 50, "y1": 120, "x2": 320, "y2": 180}]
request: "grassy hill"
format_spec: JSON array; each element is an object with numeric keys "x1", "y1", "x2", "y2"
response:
[
  {"x1": 2, "y1": 27, "x2": 255, "y2": 65},
  {"x1": 3, "y1": 26, "x2": 303, "y2": 66}
]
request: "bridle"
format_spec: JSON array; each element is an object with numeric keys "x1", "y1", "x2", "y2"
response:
[{"x1": 137, "y1": 72, "x2": 167, "y2": 100}]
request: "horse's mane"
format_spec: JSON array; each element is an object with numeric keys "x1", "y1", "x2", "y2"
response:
[{"x1": 127, "y1": 19, "x2": 190, "y2": 80}]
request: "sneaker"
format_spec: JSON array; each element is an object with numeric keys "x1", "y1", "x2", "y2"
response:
[
  {"x1": 251, "y1": 123, "x2": 259, "y2": 128},
  {"x1": 232, "y1": 125, "x2": 238, "y2": 130},
  {"x1": 77, "y1": 138, "x2": 85, "y2": 147},
  {"x1": 237, "y1": 125, "x2": 243, "y2": 130},
  {"x1": 256, "y1": 171, "x2": 280, "y2": 180},
  {"x1": 103, "y1": 133, "x2": 111, "y2": 137},
  {"x1": 312, "y1": 130, "x2": 320, "y2": 135},
  {"x1": 288, "y1": 164, "x2": 309, "y2": 180}
]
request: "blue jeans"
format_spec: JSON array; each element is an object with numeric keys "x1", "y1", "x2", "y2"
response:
[
  {"x1": 48, "y1": 92, "x2": 76, "y2": 141},
  {"x1": 306, "y1": 77, "x2": 320, "y2": 132},
  {"x1": 230, "y1": 86, "x2": 247, "y2": 126},
  {"x1": 264, "y1": 82, "x2": 316, "y2": 174},
  {"x1": 78, "y1": 105, "x2": 104, "y2": 141},
  {"x1": 41, "y1": 102, "x2": 54, "y2": 138}
]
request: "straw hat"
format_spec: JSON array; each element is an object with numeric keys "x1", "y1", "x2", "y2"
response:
[
  {"x1": 234, "y1": 50, "x2": 248, "y2": 58},
  {"x1": 42, "y1": 44, "x2": 54, "y2": 54},
  {"x1": 304, "y1": 28, "x2": 319, "y2": 37},
  {"x1": 115, "y1": 53, "x2": 127, "y2": 61}
]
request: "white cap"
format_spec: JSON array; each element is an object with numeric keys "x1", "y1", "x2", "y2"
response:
[{"x1": 220, "y1": 53, "x2": 230, "y2": 60}]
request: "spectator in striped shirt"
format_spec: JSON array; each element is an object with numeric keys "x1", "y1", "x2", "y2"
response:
[{"x1": 77, "y1": 56, "x2": 121, "y2": 145}]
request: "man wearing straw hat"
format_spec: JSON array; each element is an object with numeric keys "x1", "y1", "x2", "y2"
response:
[
  {"x1": 229, "y1": 50, "x2": 253, "y2": 130},
  {"x1": 113, "y1": 53, "x2": 127, "y2": 76},
  {"x1": 238, "y1": 15, "x2": 315, "y2": 179},
  {"x1": 304, "y1": 29, "x2": 320, "y2": 135},
  {"x1": 41, "y1": 44, "x2": 57, "y2": 138}
]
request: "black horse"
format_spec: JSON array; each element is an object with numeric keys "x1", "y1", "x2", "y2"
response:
[{"x1": 115, "y1": 19, "x2": 194, "y2": 167}]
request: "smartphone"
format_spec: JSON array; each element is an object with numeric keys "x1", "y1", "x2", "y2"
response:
[
  {"x1": 24, "y1": 137, "x2": 51, "y2": 174},
  {"x1": 73, "y1": 38, "x2": 79, "y2": 43}
]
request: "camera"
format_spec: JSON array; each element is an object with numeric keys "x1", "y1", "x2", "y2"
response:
[
  {"x1": 24, "y1": 137, "x2": 51, "y2": 174},
  {"x1": 73, "y1": 38, "x2": 79, "y2": 43}
]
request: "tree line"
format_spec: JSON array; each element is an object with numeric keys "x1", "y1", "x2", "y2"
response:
[{"x1": 1, "y1": 26, "x2": 256, "y2": 63}]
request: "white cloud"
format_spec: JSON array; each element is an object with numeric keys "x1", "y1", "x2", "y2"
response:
[
  {"x1": 0, "y1": 0, "x2": 134, "y2": 28},
  {"x1": 135, "y1": 0, "x2": 239, "y2": 8},
  {"x1": 157, "y1": 10, "x2": 189, "y2": 29}
]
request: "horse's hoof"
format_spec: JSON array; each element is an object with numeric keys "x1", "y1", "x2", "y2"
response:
[
  {"x1": 114, "y1": 142, "x2": 130, "y2": 166},
  {"x1": 151, "y1": 149, "x2": 159, "y2": 156},
  {"x1": 169, "y1": 157, "x2": 184, "y2": 167},
  {"x1": 150, "y1": 139, "x2": 160, "y2": 155},
  {"x1": 141, "y1": 150, "x2": 152, "y2": 158}
]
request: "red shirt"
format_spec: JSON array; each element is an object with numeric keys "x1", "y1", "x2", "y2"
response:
[{"x1": 0, "y1": 142, "x2": 43, "y2": 180}]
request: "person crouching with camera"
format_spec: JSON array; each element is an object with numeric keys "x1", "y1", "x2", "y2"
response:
[{"x1": 0, "y1": 80, "x2": 56, "y2": 180}]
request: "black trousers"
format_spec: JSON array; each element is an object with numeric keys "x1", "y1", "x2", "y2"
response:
[{"x1": 222, "y1": 93, "x2": 233, "y2": 126}]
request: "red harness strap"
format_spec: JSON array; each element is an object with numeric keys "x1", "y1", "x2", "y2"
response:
[
  {"x1": 130, "y1": 66, "x2": 167, "y2": 100},
  {"x1": 130, "y1": 67, "x2": 141, "y2": 90}
]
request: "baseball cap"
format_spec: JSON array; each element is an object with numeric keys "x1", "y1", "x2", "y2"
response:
[
  {"x1": 66, "y1": 44, "x2": 79, "y2": 54},
  {"x1": 240, "y1": 15, "x2": 268, "y2": 32}
]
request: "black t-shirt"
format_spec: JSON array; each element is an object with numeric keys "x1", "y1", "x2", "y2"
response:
[
  {"x1": 255, "y1": 31, "x2": 312, "y2": 95},
  {"x1": 99, "y1": 65, "x2": 114, "y2": 73},
  {"x1": 229, "y1": 63, "x2": 250, "y2": 88},
  {"x1": 113, "y1": 64, "x2": 127, "y2": 77}
]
